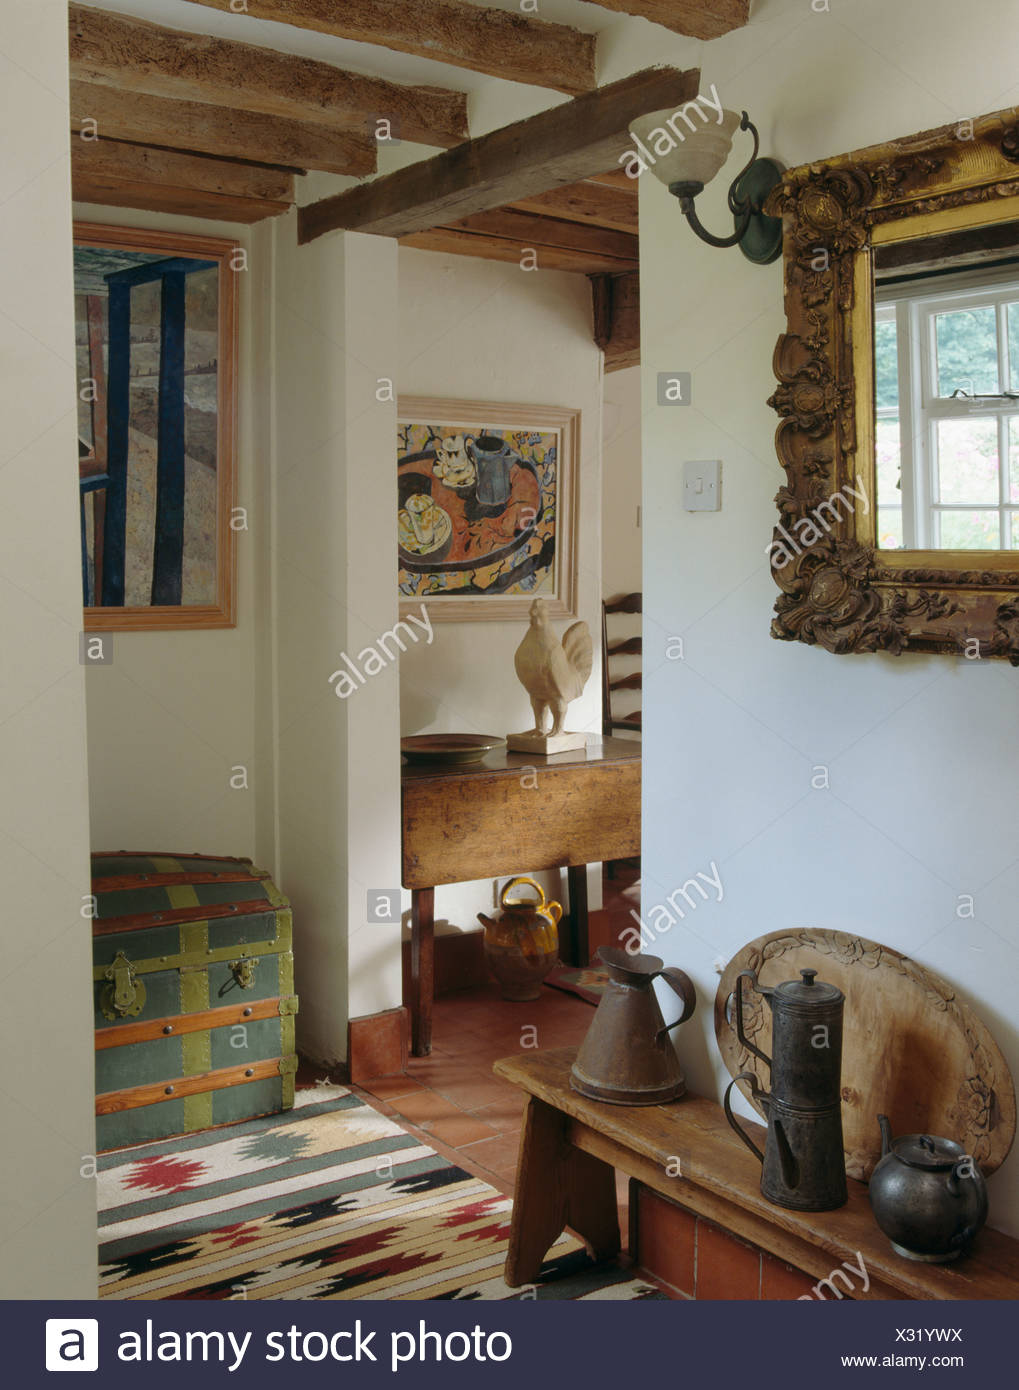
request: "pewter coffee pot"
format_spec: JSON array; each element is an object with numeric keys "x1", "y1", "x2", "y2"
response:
[
  {"x1": 723, "y1": 966, "x2": 848, "y2": 1211},
  {"x1": 570, "y1": 947, "x2": 696, "y2": 1105}
]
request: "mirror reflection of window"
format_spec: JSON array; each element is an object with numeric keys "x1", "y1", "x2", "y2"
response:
[{"x1": 874, "y1": 225, "x2": 1019, "y2": 551}]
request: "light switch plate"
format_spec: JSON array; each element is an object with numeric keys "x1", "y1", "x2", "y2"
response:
[{"x1": 684, "y1": 459, "x2": 722, "y2": 511}]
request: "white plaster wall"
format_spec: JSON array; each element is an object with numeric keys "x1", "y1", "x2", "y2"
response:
[
  {"x1": 0, "y1": 0, "x2": 97, "y2": 1297},
  {"x1": 638, "y1": 0, "x2": 1019, "y2": 1236},
  {"x1": 270, "y1": 221, "x2": 402, "y2": 1062},
  {"x1": 397, "y1": 248, "x2": 604, "y2": 931},
  {"x1": 602, "y1": 365, "x2": 643, "y2": 602},
  {"x1": 76, "y1": 205, "x2": 262, "y2": 862}
]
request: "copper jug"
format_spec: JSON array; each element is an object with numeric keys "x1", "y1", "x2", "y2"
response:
[{"x1": 570, "y1": 947, "x2": 696, "y2": 1105}]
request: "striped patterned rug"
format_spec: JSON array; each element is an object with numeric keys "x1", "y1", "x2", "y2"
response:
[{"x1": 98, "y1": 1085, "x2": 661, "y2": 1301}]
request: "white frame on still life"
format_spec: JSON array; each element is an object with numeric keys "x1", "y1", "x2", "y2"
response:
[{"x1": 397, "y1": 396, "x2": 580, "y2": 623}]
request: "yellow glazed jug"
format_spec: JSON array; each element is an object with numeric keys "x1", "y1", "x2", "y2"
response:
[{"x1": 478, "y1": 876, "x2": 562, "y2": 1001}]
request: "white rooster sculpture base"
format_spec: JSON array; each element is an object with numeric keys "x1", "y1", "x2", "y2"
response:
[{"x1": 506, "y1": 598, "x2": 593, "y2": 756}]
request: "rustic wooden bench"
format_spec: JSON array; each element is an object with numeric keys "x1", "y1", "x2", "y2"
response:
[{"x1": 493, "y1": 1048, "x2": 1019, "y2": 1300}]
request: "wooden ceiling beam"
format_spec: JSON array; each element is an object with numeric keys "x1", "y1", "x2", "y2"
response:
[
  {"x1": 72, "y1": 137, "x2": 294, "y2": 223},
  {"x1": 69, "y1": 5, "x2": 468, "y2": 149},
  {"x1": 509, "y1": 180, "x2": 637, "y2": 234},
  {"x1": 182, "y1": 0, "x2": 597, "y2": 96},
  {"x1": 575, "y1": 0, "x2": 749, "y2": 41},
  {"x1": 299, "y1": 65, "x2": 699, "y2": 245},
  {"x1": 590, "y1": 269, "x2": 640, "y2": 371},
  {"x1": 399, "y1": 227, "x2": 634, "y2": 275},
  {"x1": 443, "y1": 208, "x2": 638, "y2": 261},
  {"x1": 70, "y1": 81, "x2": 376, "y2": 177}
]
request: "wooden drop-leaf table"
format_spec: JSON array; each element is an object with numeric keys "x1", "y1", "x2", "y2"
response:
[{"x1": 401, "y1": 738, "x2": 640, "y2": 1056}]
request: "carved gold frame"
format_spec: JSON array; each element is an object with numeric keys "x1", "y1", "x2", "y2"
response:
[{"x1": 766, "y1": 107, "x2": 1019, "y2": 660}]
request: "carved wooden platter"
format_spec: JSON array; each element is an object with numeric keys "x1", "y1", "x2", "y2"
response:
[{"x1": 714, "y1": 929, "x2": 1015, "y2": 1182}]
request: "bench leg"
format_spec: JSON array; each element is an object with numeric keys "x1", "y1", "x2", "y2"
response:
[
  {"x1": 409, "y1": 887, "x2": 434, "y2": 1057},
  {"x1": 505, "y1": 1096, "x2": 620, "y2": 1287}
]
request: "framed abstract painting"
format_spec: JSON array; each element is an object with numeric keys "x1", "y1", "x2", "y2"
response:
[
  {"x1": 397, "y1": 396, "x2": 579, "y2": 622},
  {"x1": 74, "y1": 223, "x2": 238, "y2": 630}
]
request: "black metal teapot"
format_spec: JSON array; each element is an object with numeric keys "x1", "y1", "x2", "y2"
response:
[{"x1": 869, "y1": 1116, "x2": 988, "y2": 1263}]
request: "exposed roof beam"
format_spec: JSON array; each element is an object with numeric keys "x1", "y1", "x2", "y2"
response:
[
  {"x1": 70, "y1": 81, "x2": 377, "y2": 177},
  {"x1": 441, "y1": 208, "x2": 638, "y2": 262},
  {"x1": 73, "y1": 137, "x2": 295, "y2": 222},
  {"x1": 399, "y1": 227, "x2": 634, "y2": 275},
  {"x1": 69, "y1": 4, "x2": 468, "y2": 149},
  {"x1": 590, "y1": 269, "x2": 640, "y2": 370},
  {"x1": 575, "y1": 0, "x2": 750, "y2": 40},
  {"x1": 510, "y1": 180, "x2": 637, "y2": 234},
  {"x1": 299, "y1": 65, "x2": 699, "y2": 244},
  {"x1": 182, "y1": 0, "x2": 597, "y2": 96}
]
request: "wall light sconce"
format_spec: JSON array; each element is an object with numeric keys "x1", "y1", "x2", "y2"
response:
[{"x1": 629, "y1": 108, "x2": 784, "y2": 265}]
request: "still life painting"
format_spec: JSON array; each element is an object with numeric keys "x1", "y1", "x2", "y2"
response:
[
  {"x1": 397, "y1": 397, "x2": 579, "y2": 621},
  {"x1": 74, "y1": 224, "x2": 237, "y2": 630}
]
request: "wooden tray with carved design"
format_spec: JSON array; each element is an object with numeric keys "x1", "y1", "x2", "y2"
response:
[{"x1": 714, "y1": 929, "x2": 1015, "y2": 1182}]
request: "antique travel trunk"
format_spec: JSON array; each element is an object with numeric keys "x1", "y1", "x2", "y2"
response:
[{"x1": 91, "y1": 852, "x2": 298, "y2": 1151}]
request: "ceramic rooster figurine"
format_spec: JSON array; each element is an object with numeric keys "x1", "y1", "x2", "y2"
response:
[{"x1": 510, "y1": 598, "x2": 593, "y2": 750}]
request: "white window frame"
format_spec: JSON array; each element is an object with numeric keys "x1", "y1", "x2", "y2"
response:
[{"x1": 876, "y1": 265, "x2": 1019, "y2": 550}]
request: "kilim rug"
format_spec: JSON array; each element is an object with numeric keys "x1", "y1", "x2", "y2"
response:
[
  {"x1": 98, "y1": 1085, "x2": 662, "y2": 1301},
  {"x1": 545, "y1": 964, "x2": 609, "y2": 1006}
]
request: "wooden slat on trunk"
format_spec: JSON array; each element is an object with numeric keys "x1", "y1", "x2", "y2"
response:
[
  {"x1": 69, "y1": 4, "x2": 468, "y2": 149},
  {"x1": 71, "y1": 81, "x2": 377, "y2": 176},
  {"x1": 73, "y1": 138, "x2": 295, "y2": 223},
  {"x1": 183, "y1": 0, "x2": 598, "y2": 95},
  {"x1": 300, "y1": 65, "x2": 699, "y2": 244}
]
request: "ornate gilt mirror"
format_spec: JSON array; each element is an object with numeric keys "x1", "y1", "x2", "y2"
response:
[{"x1": 767, "y1": 107, "x2": 1019, "y2": 660}]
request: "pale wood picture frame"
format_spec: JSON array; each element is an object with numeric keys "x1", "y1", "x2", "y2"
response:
[
  {"x1": 397, "y1": 396, "x2": 580, "y2": 623},
  {"x1": 75, "y1": 222, "x2": 238, "y2": 632}
]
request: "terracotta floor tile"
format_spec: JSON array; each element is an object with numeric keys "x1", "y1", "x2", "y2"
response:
[
  {"x1": 360, "y1": 1075, "x2": 425, "y2": 1101},
  {"x1": 425, "y1": 1114, "x2": 501, "y2": 1149},
  {"x1": 432, "y1": 1071, "x2": 510, "y2": 1111},
  {"x1": 470, "y1": 1095, "x2": 526, "y2": 1134},
  {"x1": 389, "y1": 1090, "x2": 462, "y2": 1124},
  {"x1": 458, "y1": 1132, "x2": 523, "y2": 1175}
]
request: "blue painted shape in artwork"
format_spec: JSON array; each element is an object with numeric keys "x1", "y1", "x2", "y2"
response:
[{"x1": 151, "y1": 271, "x2": 187, "y2": 606}]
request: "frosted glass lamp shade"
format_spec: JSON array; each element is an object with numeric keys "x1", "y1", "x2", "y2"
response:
[{"x1": 629, "y1": 107, "x2": 742, "y2": 189}]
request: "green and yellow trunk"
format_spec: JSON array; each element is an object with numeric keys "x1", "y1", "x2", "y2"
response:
[{"x1": 91, "y1": 852, "x2": 298, "y2": 1151}]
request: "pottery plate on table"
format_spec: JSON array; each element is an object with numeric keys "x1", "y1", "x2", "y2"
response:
[
  {"x1": 715, "y1": 929, "x2": 1016, "y2": 1182},
  {"x1": 400, "y1": 734, "x2": 506, "y2": 766}
]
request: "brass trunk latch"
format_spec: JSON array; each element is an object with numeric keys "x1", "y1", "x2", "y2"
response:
[
  {"x1": 230, "y1": 957, "x2": 258, "y2": 990},
  {"x1": 100, "y1": 951, "x2": 146, "y2": 1021}
]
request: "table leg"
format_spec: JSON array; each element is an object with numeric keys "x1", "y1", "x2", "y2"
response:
[
  {"x1": 505, "y1": 1096, "x2": 620, "y2": 1287},
  {"x1": 409, "y1": 886, "x2": 435, "y2": 1057},
  {"x1": 565, "y1": 864, "x2": 589, "y2": 967}
]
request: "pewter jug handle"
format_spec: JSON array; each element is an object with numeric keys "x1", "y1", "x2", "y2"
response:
[
  {"x1": 655, "y1": 967, "x2": 696, "y2": 1040},
  {"x1": 723, "y1": 1071, "x2": 769, "y2": 1166},
  {"x1": 733, "y1": 969, "x2": 772, "y2": 1070}
]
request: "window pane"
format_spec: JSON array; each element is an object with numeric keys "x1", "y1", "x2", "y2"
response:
[
  {"x1": 1009, "y1": 303, "x2": 1019, "y2": 392},
  {"x1": 874, "y1": 318, "x2": 899, "y2": 410},
  {"x1": 937, "y1": 510, "x2": 1000, "y2": 548},
  {"x1": 1011, "y1": 513, "x2": 1019, "y2": 550},
  {"x1": 1011, "y1": 416, "x2": 1019, "y2": 503},
  {"x1": 875, "y1": 415, "x2": 900, "y2": 514},
  {"x1": 878, "y1": 507, "x2": 903, "y2": 549},
  {"x1": 936, "y1": 417, "x2": 999, "y2": 503},
  {"x1": 935, "y1": 305, "x2": 999, "y2": 396}
]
